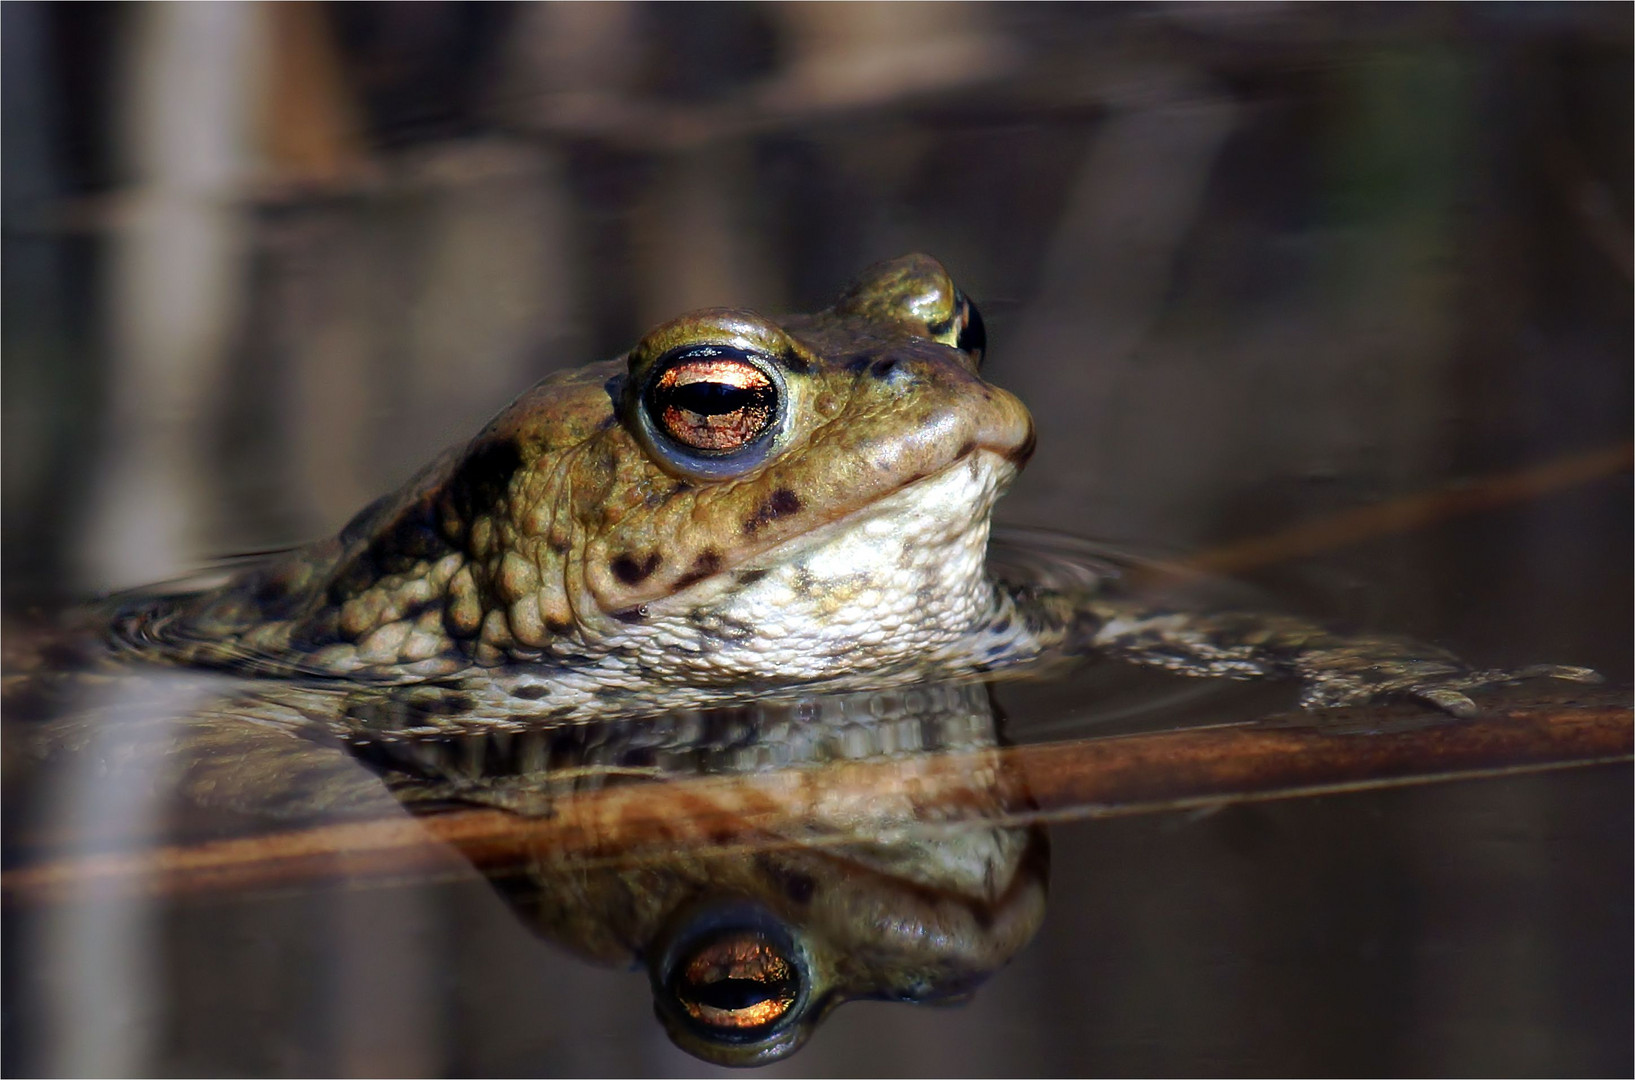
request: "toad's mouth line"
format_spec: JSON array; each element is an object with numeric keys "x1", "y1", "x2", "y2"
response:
[{"x1": 606, "y1": 448, "x2": 1017, "y2": 616}]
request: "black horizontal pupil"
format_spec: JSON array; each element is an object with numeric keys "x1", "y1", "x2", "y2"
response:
[
  {"x1": 691, "y1": 976, "x2": 783, "y2": 1012},
  {"x1": 668, "y1": 381, "x2": 765, "y2": 416}
]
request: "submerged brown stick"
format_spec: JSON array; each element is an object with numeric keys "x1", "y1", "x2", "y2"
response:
[{"x1": 6, "y1": 686, "x2": 1628, "y2": 904}]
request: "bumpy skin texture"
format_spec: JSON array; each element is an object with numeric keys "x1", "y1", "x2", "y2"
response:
[
  {"x1": 104, "y1": 253, "x2": 1597, "y2": 731},
  {"x1": 112, "y1": 256, "x2": 1043, "y2": 718}
]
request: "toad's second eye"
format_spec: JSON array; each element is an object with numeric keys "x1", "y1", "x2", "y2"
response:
[
  {"x1": 956, "y1": 293, "x2": 986, "y2": 365},
  {"x1": 645, "y1": 349, "x2": 779, "y2": 454}
]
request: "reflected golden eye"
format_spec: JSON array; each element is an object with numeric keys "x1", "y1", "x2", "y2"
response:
[
  {"x1": 672, "y1": 930, "x2": 800, "y2": 1032},
  {"x1": 646, "y1": 351, "x2": 778, "y2": 454}
]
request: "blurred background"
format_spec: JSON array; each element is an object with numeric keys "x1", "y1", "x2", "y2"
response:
[{"x1": 3, "y1": 2, "x2": 1630, "y2": 1076}]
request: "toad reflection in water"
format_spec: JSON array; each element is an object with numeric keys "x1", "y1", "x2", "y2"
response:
[
  {"x1": 369, "y1": 682, "x2": 1046, "y2": 1067},
  {"x1": 7, "y1": 254, "x2": 1601, "y2": 1066},
  {"x1": 16, "y1": 672, "x2": 1046, "y2": 1067}
]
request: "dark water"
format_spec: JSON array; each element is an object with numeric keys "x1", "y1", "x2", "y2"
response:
[
  {"x1": 4, "y1": 524, "x2": 1630, "y2": 1076},
  {"x1": 4, "y1": 4, "x2": 1631, "y2": 1075}
]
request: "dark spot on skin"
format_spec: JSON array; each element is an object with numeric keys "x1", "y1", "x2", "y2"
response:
[
  {"x1": 869, "y1": 357, "x2": 899, "y2": 379},
  {"x1": 671, "y1": 480, "x2": 693, "y2": 495},
  {"x1": 251, "y1": 576, "x2": 288, "y2": 607},
  {"x1": 742, "y1": 488, "x2": 803, "y2": 535},
  {"x1": 611, "y1": 551, "x2": 662, "y2": 585},
  {"x1": 780, "y1": 348, "x2": 812, "y2": 375},
  {"x1": 512, "y1": 684, "x2": 550, "y2": 700},
  {"x1": 292, "y1": 610, "x2": 342, "y2": 650},
  {"x1": 327, "y1": 550, "x2": 379, "y2": 606},
  {"x1": 990, "y1": 616, "x2": 1012, "y2": 634},
  {"x1": 544, "y1": 618, "x2": 571, "y2": 635},
  {"x1": 611, "y1": 606, "x2": 648, "y2": 624},
  {"x1": 956, "y1": 440, "x2": 977, "y2": 459},
  {"x1": 248, "y1": 571, "x2": 310, "y2": 622},
  {"x1": 382, "y1": 512, "x2": 449, "y2": 568},
  {"x1": 844, "y1": 354, "x2": 872, "y2": 374},
  {"x1": 673, "y1": 549, "x2": 722, "y2": 588},
  {"x1": 448, "y1": 439, "x2": 524, "y2": 527},
  {"x1": 736, "y1": 569, "x2": 769, "y2": 585},
  {"x1": 547, "y1": 535, "x2": 570, "y2": 555}
]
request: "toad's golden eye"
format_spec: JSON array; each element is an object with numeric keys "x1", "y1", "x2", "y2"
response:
[
  {"x1": 645, "y1": 349, "x2": 779, "y2": 454},
  {"x1": 926, "y1": 290, "x2": 986, "y2": 368},
  {"x1": 956, "y1": 292, "x2": 986, "y2": 364},
  {"x1": 671, "y1": 930, "x2": 800, "y2": 1033}
]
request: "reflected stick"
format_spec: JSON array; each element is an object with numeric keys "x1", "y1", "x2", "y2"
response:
[{"x1": 5, "y1": 685, "x2": 1628, "y2": 905}]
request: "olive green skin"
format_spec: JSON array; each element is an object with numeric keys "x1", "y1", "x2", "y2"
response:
[
  {"x1": 95, "y1": 249, "x2": 1601, "y2": 727},
  {"x1": 112, "y1": 254, "x2": 1034, "y2": 719}
]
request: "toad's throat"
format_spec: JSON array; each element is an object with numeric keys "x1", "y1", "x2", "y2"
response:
[
  {"x1": 574, "y1": 451, "x2": 1019, "y2": 688},
  {"x1": 631, "y1": 449, "x2": 1014, "y2": 606}
]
